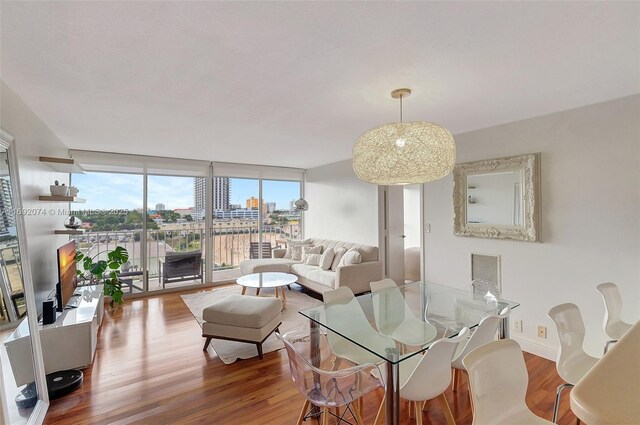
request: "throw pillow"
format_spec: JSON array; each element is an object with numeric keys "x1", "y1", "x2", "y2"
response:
[
  {"x1": 331, "y1": 247, "x2": 347, "y2": 271},
  {"x1": 337, "y1": 248, "x2": 362, "y2": 268},
  {"x1": 304, "y1": 253, "x2": 322, "y2": 266},
  {"x1": 291, "y1": 245, "x2": 305, "y2": 261},
  {"x1": 302, "y1": 245, "x2": 323, "y2": 256},
  {"x1": 319, "y1": 248, "x2": 334, "y2": 271},
  {"x1": 283, "y1": 247, "x2": 293, "y2": 259}
]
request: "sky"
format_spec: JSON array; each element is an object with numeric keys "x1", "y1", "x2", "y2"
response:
[{"x1": 71, "y1": 173, "x2": 300, "y2": 211}]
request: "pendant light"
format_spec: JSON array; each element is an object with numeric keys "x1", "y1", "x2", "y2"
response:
[{"x1": 352, "y1": 88, "x2": 456, "y2": 185}]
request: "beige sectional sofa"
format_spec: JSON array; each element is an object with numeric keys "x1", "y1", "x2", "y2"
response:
[{"x1": 239, "y1": 238, "x2": 382, "y2": 295}]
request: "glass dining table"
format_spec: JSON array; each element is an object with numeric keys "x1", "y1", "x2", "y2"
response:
[{"x1": 299, "y1": 281, "x2": 520, "y2": 425}]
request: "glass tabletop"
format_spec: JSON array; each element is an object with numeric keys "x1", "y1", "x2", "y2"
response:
[
  {"x1": 236, "y1": 272, "x2": 297, "y2": 288},
  {"x1": 299, "y1": 281, "x2": 519, "y2": 364}
]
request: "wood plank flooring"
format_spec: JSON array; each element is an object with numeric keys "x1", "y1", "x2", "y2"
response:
[{"x1": 43, "y1": 289, "x2": 580, "y2": 425}]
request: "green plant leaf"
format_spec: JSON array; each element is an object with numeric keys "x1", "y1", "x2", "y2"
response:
[
  {"x1": 91, "y1": 260, "x2": 108, "y2": 275},
  {"x1": 108, "y1": 261, "x2": 120, "y2": 269}
]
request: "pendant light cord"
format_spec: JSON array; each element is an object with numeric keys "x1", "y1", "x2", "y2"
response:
[{"x1": 399, "y1": 94, "x2": 403, "y2": 123}]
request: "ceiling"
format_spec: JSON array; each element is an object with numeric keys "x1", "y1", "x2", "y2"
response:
[{"x1": 1, "y1": 2, "x2": 638, "y2": 169}]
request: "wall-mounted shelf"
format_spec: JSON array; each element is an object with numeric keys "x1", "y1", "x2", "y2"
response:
[
  {"x1": 39, "y1": 156, "x2": 85, "y2": 174},
  {"x1": 38, "y1": 195, "x2": 86, "y2": 203},
  {"x1": 54, "y1": 229, "x2": 84, "y2": 235}
]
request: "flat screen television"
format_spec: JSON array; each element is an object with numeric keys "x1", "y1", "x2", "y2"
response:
[{"x1": 56, "y1": 240, "x2": 78, "y2": 312}]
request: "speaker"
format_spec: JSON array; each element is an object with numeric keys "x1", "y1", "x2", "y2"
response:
[{"x1": 42, "y1": 299, "x2": 56, "y2": 325}]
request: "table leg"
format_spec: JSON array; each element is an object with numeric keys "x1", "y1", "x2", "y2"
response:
[
  {"x1": 309, "y1": 313, "x2": 321, "y2": 418},
  {"x1": 385, "y1": 347, "x2": 400, "y2": 425},
  {"x1": 241, "y1": 286, "x2": 246, "y2": 295},
  {"x1": 256, "y1": 288, "x2": 260, "y2": 296},
  {"x1": 280, "y1": 286, "x2": 286, "y2": 304}
]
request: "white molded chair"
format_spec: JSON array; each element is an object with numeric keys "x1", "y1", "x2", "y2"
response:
[
  {"x1": 323, "y1": 286, "x2": 396, "y2": 366},
  {"x1": 463, "y1": 339, "x2": 554, "y2": 425},
  {"x1": 548, "y1": 303, "x2": 599, "y2": 423},
  {"x1": 595, "y1": 282, "x2": 633, "y2": 352},
  {"x1": 450, "y1": 306, "x2": 511, "y2": 391},
  {"x1": 277, "y1": 330, "x2": 383, "y2": 425},
  {"x1": 370, "y1": 278, "x2": 438, "y2": 347},
  {"x1": 374, "y1": 327, "x2": 470, "y2": 425}
]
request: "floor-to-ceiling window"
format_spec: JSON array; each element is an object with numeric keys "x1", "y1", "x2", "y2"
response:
[
  {"x1": 71, "y1": 171, "x2": 145, "y2": 293},
  {"x1": 67, "y1": 152, "x2": 304, "y2": 289},
  {"x1": 147, "y1": 174, "x2": 204, "y2": 292}
]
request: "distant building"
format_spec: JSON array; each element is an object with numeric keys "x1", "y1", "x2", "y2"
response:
[
  {"x1": 214, "y1": 208, "x2": 259, "y2": 220},
  {"x1": 229, "y1": 203, "x2": 241, "y2": 210},
  {"x1": 246, "y1": 196, "x2": 259, "y2": 209},
  {"x1": 266, "y1": 202, "x2": 276, "y2": 213},
  {"x1": 174, "y1": 208, "x2": 194, "y2": 217},
  {"x1": 194, "y1": 177, "x2": 230, "y2": 219}
]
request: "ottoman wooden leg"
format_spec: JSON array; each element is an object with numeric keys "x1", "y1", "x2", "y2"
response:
[
  {"x1": 203, "y1": 336, "x2": 212, "y2": 351},
  {"x1": 257, "y1": 343, "x2": 264, "y2": 359}
]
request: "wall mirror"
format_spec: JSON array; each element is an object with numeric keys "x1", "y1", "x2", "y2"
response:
[{"x1": 453, "y1": 153, "x2": 540, "y2": 241}]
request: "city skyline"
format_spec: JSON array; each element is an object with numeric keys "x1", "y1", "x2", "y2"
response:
[{"x1": 72, "y1": 173, "x2": 300, "y2": 212}]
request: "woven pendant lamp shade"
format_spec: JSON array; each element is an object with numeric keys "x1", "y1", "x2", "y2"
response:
[
  {"x1": 353, "y1": 121, "x2": 456, "y2": 185},
  {"x1": 353, "y1": 88, "x2": 456, "y2": 185}
]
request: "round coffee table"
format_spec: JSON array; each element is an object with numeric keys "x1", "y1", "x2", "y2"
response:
[{"x1": 237, "y1": 272, "x2": 297, "y2": 305}]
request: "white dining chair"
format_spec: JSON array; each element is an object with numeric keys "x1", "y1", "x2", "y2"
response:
[
  {"x1": 595, "y1": 282, "x2": 633, "y2": 353},
  {"x1": 548, "y1": 303, "x2": 599, "y2": 423},
  {"x1": 450, "y1": 306, "x2": 511, "y2": 392},
  {"x1": 323, "y1": 286, "x2": 396, "y2": 367},
  {"x1": 370, "y1": 278, "x2": 438, "y2": 348},
  {"x1": 373, "y1": 327, "x2": 470, "y2": 425},
  {"x1": 462, "y1": 339, "x2": 554, "y2": 425}
]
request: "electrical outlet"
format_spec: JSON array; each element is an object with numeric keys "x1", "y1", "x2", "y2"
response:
[
  {"x1": 537, "y1": 325, "x2": 547, "y2": 339},
  {"x1": 513, "y1": 320, "x2": 523, "y2": 332}
]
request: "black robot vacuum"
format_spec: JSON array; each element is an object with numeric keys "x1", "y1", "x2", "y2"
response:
[{"x1": 15, "y1": 369, "x2": 83, "y2": 409}]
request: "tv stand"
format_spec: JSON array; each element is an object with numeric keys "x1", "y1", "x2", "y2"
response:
[{"x1": 4, "y1": 285, "x2": 104, "y2": 386}]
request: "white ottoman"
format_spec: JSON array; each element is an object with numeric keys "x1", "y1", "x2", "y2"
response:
[{"x1": 202, "y1": 294, "x2": 282, "y2": 360}]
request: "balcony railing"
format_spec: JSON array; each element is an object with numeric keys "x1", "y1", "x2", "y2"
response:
[{"x1": 73, "y1": 223, "x2": 300, "y2": 291}]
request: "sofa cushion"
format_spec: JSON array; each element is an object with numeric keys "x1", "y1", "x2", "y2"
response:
[
  {"x1": 291, "y1": 263, "x2": 321, "y2": 278},
  {"x1": 306, "y1": 269, "x2": 336, "y2": 288},
  {"x1": 320, "y1": 248, "x2": 334, "y2": 270},
  {"x1": 307, "y1": 238, "x2": 379, "y2": 263},
  {"x1": 331, "y1": 247, "x2": 347, "y2": 271},
  {"x1": 202, "y1": 294, "x2": 281, "y2": 329},
  {"x1": 304, "y1": 253, "x2": 322, "y2": 266},
  {"x1": 303, "y1": 245, "x2": 323, "y2": 256},
  {"x1": 240, "y1": 258, "x2": 298, "y2": 275},
  {"x1": 338, "y1": 248, "x2": 362, "y2": 267}
]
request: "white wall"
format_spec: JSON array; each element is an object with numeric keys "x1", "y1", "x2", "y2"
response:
[
  {"x1": 425, "y1": 95, "x2": 640, "y2": 359},
  {"x1": 1, "y1": 80, "x2": 70, "y2": 315},
  {"x1": 304, "y1": 159, "x2": 379, "y2": 247},
  {"x1": 403, "y1": 184, "x2": 422, "y2": 249}
]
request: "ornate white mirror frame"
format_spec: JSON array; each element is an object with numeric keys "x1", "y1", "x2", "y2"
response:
[{"x1": 453, "y1": 153, "x2": 541, "y2": 242}]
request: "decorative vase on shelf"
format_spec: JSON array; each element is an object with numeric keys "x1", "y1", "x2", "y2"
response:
[
  {"x1": 50, "y1": 180, "x2": 68, "y2": 196},
  {"x1": 64, "y1": 216, "x2": 82, "y2": 230}
]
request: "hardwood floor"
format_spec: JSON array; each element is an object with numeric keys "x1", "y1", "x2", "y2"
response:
[{"x1": 44, "y1": 290, "x2": 580, "y2": 425}]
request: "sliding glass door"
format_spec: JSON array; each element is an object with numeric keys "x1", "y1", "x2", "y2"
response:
[{"x1": 146, "y1": 174, "x2": 204, "y2": 292}]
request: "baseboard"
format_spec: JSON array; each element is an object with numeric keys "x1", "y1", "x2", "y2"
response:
[{"x1": 511, "y1": 335, "x2": 557, "y2": 361}]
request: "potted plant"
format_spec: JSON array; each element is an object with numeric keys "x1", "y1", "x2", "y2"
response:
[{"x1": 76, "y1": 246, "x2": 129, "y2": 308}]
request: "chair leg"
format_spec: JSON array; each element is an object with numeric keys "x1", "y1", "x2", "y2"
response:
[
  {"x1": 452, "y1": 368, "x2": 459, "y2": 392},
  {"x1": 552, "y1": 383, "x2": 574, "y2": 423},
  {"x1": 415, "y1": 401, "x2": 424, "y2": 425},
  {"x1": 409, "y1": 400, "x2": 415, "y2": 419},
  {"x1": 422, "y1": 399, "x2": 428, "y2": 412},
  {"x1": 297, "y1": 399, "x2": 310, "y2": 425},
  {"x1": 374, "y1": 395, "x2": 385, "y2": 425},
  {"x1": 353, "y1": 399, "x2": 365, "y2": 425},
  {"x1": 322, "y1": 406, "x2": 330, "y2": 425},
  {"x1": 202, "y1": 336, "x2": 212, "y2": 351},
  {"x1": 438, "y1": 393, "x2": 456, "y2": 425}
]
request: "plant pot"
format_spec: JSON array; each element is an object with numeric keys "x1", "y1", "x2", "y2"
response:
[{"x1": 50, "y1": 185, "x2": 68, "y2": 196}]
